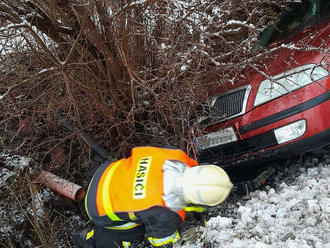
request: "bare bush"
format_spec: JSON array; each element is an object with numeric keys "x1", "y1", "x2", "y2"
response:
[
  {"x1": 0, "y1": 0, "x2": 290, "y2": 159},
  {"x1": 0, "y1": 1, "x2": 293, "y2": 246}
]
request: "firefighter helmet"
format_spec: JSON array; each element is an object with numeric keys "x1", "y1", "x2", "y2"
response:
[{"x1": 181, "y1": 165, "x2": 233, "y2": 206}]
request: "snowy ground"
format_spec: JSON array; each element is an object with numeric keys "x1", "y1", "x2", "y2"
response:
[
  {"x1": 1, "y1": 149, "x2": 329, "y2": 247},
  {"x1": 0, "y1": 152, "x2": 86, "y2": 247},
  {"x1": 176, "y1": 152, "x2": 330, "y2": 248}
]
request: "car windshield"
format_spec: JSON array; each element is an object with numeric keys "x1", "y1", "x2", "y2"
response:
[{"x1": 258, "y1": 0, "x2": 330, "y2": 47}]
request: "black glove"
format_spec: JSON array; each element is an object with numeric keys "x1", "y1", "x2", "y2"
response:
[{"x1": 191, "y1": 212, "x2": 207, "y2": 227}]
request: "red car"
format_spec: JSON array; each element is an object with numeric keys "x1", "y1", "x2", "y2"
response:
[{"x1": 196, "y1": 0, "x2": 330, "y2": 188}]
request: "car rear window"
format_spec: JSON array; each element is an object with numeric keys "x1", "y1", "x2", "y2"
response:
[{"x1": 258, "y1": 0, "x2": 330, "y2": 47}]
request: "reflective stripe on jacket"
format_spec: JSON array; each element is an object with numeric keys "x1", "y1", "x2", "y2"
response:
[{"x1": 148, "y1": 230, "x2": 180, "y2": 246}]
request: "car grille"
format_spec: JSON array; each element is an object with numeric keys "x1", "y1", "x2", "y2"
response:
[{"x1": 209, "y1": 85, "x2": 251, "y2": 123}]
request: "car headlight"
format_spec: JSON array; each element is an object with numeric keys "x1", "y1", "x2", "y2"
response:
[
  {"x1": 274, "y1": 119, "x2": 306, "y2": 144},
  {"x1": 254, "y1": 64, "x2": 328, "y2": 107}
]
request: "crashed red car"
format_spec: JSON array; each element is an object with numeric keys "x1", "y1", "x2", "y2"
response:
[{"x1": 196, "y1": 1, "x2": 330, "y2": 177}]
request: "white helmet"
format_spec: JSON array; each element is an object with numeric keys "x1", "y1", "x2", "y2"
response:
[{"x1": 181, "y1": 165, "x2": 233, "y2": 206}]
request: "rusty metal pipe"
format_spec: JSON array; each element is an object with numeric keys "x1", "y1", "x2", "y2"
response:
[{"x1": 39, "y1": 171, "x2": 85, "y2": 201}]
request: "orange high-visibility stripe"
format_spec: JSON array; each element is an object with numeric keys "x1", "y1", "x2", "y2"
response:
[
  {"x1": 177, "y1": 210, "x2": 185, "y2": 220},
  {"x1": 101, "y1": 160, "x2": 123, "y2": 221},
  {"x1": 96, "y1": 159, "x2": 126, "y2": 217}
]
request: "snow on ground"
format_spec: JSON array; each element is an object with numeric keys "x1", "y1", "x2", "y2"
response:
[
  {"x1": 1, "y1": 150, "x2": 330, "y2": 247},
  {"x1": 0, "y1": 152, "x2": 87, "y2": 247},
  {"x1": 177, "y1": 155, "x2": 330, "y2": 248},
  {"x1": 0, "y1": 153, "x2": 31, "y2": 235}
]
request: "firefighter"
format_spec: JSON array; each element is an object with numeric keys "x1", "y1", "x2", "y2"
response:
[{"x1": 73, "y1": 146, "x2": 233, "y2": 248}]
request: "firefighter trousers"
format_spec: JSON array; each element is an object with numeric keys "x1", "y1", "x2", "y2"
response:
[{"x1": 86, "y1": 224, "x2": 145, "y2": 248}]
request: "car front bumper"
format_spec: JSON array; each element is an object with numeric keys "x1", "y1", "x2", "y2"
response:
[{"x1": 198, "y1": 91, "x2": 330, "y2": 167}]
